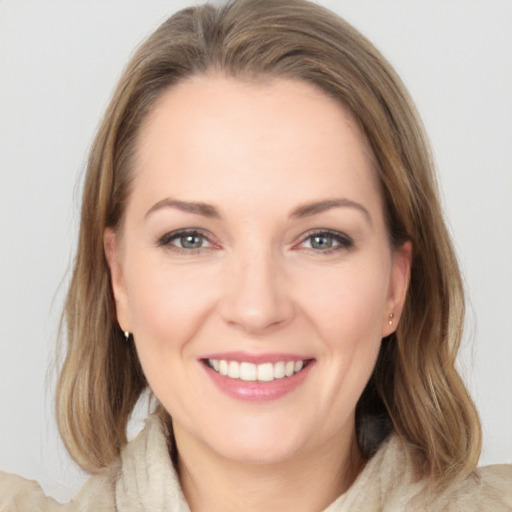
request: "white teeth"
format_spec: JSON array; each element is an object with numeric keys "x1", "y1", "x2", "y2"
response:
[
  {"x1": 239, "y1": 362, "x2": 257, "y2": 381},
  {"x1": 285, "y1": 361, "x2": 295, "y2": 377},
  {"x1": 208, "y1": 358, "x2": 307, "y2": 381},
  {"x1": 257, "y1": 362, "x2": 274, "y2": 382},
  {"x1": 274, "y1": 361, "x2": 285, "y2": 379},
  {"x1": 228, "y1": 361, "x2": 239, "y2": 379}
]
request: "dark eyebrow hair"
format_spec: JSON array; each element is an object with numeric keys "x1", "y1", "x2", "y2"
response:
[
  {"x1": 290, "y1": 198, "x2": 371, "y2": 223},
  {"x1": 145, "y1": 197, "x2": 372, "y2": 224},
  {"x1": 145, "y1": 199, "x2": 221, "y2": 219}
]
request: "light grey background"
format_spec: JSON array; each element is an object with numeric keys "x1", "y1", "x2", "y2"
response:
[{"x1": 1, "y1": 0, "x2": 511, "y2": 502}]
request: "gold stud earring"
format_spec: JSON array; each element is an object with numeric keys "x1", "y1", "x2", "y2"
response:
[{"x1": 388, "y1": 313, "x2": 394, "y2": 326}]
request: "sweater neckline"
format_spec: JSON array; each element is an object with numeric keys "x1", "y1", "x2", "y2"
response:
[{"x1": 115, "y1": 413, "x2": 403, "y2": 512}]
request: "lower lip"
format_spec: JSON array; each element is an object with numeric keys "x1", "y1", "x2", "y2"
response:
[{"x1": 203, "y1": 362, "x2": 314, "y2": 402}]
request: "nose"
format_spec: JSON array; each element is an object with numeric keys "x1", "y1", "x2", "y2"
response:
[{"x1": 218, "y1": 248, "x2": 295, "y2": 335}]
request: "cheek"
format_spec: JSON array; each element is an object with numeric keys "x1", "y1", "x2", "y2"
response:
[
  {"x1": 124, "y1": 256, "x2": 223, "y2": 409},
  {"x1": 125, "y1": 255, "x2": 221, "y2": 352},
  {"x1": 301, "y1": 258, "x2": 390, "y2": 345}
]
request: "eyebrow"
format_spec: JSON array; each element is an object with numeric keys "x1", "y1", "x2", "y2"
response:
[
  {"x1": 145, "y1": 197, "x2": 372, "y2": 224},
  {"x1": 290, "y1": 198, "x2": 371, "y2": 223},
  {"x1": 145, "y1": 199, "x2": 221, "y2": 219}
]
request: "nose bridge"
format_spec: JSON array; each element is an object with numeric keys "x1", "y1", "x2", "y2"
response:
[{"x1": 219, "y1": 239, "x2": 294, "y2": 334}]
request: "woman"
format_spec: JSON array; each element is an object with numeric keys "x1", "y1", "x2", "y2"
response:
[{"x1": 1, "y1": 0, "x2": 510, "y2": 510}]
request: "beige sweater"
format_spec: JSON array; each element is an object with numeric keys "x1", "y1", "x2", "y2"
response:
[{"x1": 1, "y1": 414, "x2": 511, "y2": 511}]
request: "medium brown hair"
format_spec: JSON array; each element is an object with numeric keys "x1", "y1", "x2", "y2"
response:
[{"x1": 57, "y1": 0, "x2": 481, "y2": 486}]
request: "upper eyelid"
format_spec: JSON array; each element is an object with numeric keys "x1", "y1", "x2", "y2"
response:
[
  {"x1": 296, "y1": 228, "x2": 352, "y2": 244},
  {"x1": 158, "y1": 228, "x2": 212, "y2": 242}
]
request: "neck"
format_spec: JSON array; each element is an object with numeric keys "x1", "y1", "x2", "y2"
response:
[{"x1": 173, "y1": 423, "x2": 364, "y2": 512}]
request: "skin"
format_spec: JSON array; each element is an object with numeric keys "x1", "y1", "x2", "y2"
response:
[{"x1": 105, "y1": 75, "x2": 411, "y2": 512}]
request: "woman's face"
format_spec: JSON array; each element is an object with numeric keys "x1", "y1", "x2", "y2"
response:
[{"x1": 105, "y1": 75, "x2": 410, "y2": 465}]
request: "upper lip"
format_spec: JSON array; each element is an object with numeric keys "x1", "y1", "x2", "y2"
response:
[{"x1": 200, "y1": 351, "x2": 313, "y2": 364}]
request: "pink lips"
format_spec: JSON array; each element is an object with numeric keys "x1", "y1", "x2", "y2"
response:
[{"x1": 200, "y1": 352, "x2": 314, "y2": 402}]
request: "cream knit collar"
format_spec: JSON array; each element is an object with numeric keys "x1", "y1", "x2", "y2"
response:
[{"x1": 112, "y1": 413, "x2": 512, "y2": 511}]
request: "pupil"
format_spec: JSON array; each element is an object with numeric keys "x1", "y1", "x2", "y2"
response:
[
  {"x1": 182, "y1": 234, "x2": 202, "y2": 248},
  {"x1": 312, "y1": 235, "x2": 332, "y2": 249}
]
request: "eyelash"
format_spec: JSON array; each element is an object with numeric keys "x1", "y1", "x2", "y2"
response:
[
  {"x1": 156, "y1": 230, "x2": 215, "y2": 255},
  {"x1": 300, "y1": 229, "x2": 354, "y2": 253},
  {"x1": 156, "y1": 229, "x2": 353, "y2": 256}
]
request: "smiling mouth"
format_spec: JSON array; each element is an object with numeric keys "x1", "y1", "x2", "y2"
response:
[{"x1": 203, "y1": 358, "x2": 313, "y2": 382}]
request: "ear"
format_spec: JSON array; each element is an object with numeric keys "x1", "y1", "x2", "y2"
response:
[
  {"x1": 104, "y1": 228, "x2": 132, "y2": 333},
  {"x1": 383, "y1": 240, "x2": 412, "y2": 337}
]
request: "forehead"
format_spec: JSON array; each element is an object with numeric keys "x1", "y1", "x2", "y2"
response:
[{"x1": 131, "y1": 74, "x2": 381, "y2": 218}]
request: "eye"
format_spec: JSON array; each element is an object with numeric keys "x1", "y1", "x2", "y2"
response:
[
  {"x1": 300, "y1": 230, "x2": 353, "y2": 253},
  {"x1": 157, "y1": 229, "x2": 213, "y2": 253}
]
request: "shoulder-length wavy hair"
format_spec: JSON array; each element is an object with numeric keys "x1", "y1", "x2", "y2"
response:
[{"x1": 57, "y1": 0, "x2": 481, "y2": 487}]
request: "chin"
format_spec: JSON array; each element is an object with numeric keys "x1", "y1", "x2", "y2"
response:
[
  {"x1": 202, "y1": 417, "x2": 310, "y2": 466},
  {"x1": 215, "y1": 437, "x2": 301, "y2": 466}
]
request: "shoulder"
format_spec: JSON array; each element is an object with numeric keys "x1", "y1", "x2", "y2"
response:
[
  {"x1": 404, "y1": 464, "x2": 512, "y2": 512},
  {"x1": 332, "y1": 435, "x2": 512, "y2": 512},
  {"x1": 0, "y1": 413, "x2": 181, "y2": 512},
  {"x1": 0, "y1": 466, "x2": 117, "y2": 512},
  {"x1": 0, "y1": 470, "x2": 72, "y2": 511},
  {"x1": 439, "y1": 463, "x2": 512, "y2": 511},
  {"x1": 383, "y1": 437, "x2": 512, "y2": 511}
]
